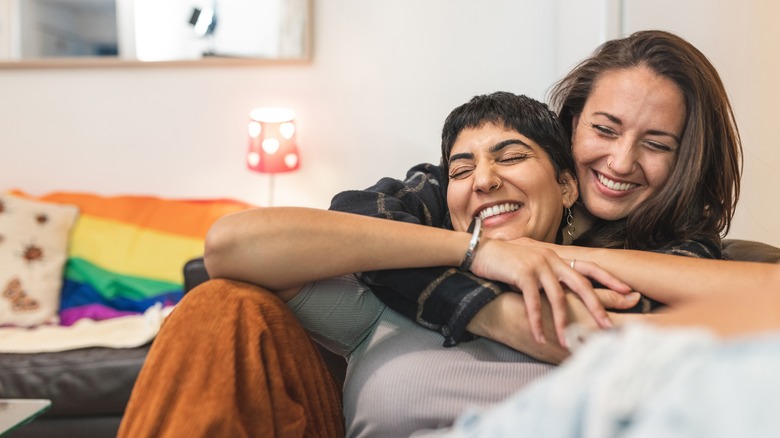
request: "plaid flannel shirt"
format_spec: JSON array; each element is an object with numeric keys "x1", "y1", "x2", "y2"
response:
[{"x1": 329, "y1": 162, "x2": 721, "y2": 346}]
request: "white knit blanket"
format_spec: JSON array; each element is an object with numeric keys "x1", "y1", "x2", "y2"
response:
[{"x1": 0, "y1": 304, "x2": 173, "y2": 353}]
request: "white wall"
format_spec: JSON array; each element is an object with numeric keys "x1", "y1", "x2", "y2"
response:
[
  {"x1": 0, "y1": 0, "x2": 559, "y2": 207},
  {"x1": 1, "y1": 0, "x2": 778, "y2": 247},
  {"x1": 0, "y1": 0, "x2": 16, "y2": 58}
]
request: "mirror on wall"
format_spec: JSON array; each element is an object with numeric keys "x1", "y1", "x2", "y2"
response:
[{"x1": 0, "y1": 0, "x2": 311, "y2": 66}]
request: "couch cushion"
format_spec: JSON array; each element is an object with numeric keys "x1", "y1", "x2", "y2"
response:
[
  {"x1": 0, "y1": 195, "x2": 79, "y2": 327},
  {"x1": 0, "y1": 344, "x2": 150, "y2": 417},
  {"x1": 722, "y1": 239, "x2": 780, "y2": 264}
]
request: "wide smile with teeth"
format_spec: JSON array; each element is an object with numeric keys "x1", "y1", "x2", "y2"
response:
[
  {"x1": 597, "y1": 172, "x2": 637, "y2": 192},
  {"x1": 478, "y1": 203, "x2": 521, "y2": 221}
]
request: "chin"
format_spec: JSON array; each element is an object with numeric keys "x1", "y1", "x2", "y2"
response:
[
  {"x1": 487, "y1": 229, "x2": 522, "y2": 241},
  {"x1": 590, "y1": 207, "x2": 629, "y2": 222},
  {"x1": 582, "y1": 198, "x2": 627, "y2": 222}
]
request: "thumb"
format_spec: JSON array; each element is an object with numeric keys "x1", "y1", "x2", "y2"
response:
[{"x1": 595, "y1": 289, "x2": 641, "y2": 310}]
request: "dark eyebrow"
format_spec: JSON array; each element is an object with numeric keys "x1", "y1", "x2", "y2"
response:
[
  {"x1": 592, "y1": 111, "x2": 681, "y2": 144},
  {"x1": 593, "y1": 111, "x2": 622, "y2": 125},
  {"x1": 449, "y1": 138, "x2": 532, "y2": 163}
]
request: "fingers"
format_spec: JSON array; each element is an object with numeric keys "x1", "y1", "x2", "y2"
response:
[
  {"x1": 478, "y1": 241, "x2": 625, "y2": 348},
  {"x1": 537, "y1": 271, "x2": 570, "y2": 347},
  {"x1": 517, "y1": 260, "x2": 572, "y2": 346},
  {"x1": 557, "y1": 263, "x2": 613, "y2": 331},
  {"x1": 519, "y1": 285, "x2": 545, "y2": 344},
  {"x1": 594, "y1": 288, "x2": 641, "y2": 310},
  {"x1": 571, "y1": 260, "x2": 632, "y2": 294},
  {"x1": 517, "y1": 257, "x2": 600, "y2": 347}
]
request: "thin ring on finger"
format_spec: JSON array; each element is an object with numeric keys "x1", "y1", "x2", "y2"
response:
[{"x1": 570, "y1": 259, "x2": 576, "y2": 270}]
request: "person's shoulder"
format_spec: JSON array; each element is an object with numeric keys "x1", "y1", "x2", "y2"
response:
[
  {"x1": 655, "y1": 238, "x2": 722, "y2": 259},
  {"x1": 404, "y1": 162, "x2": 447, "y2": 183},
  {"x1": 351, "y1": 162, "x2": 445, "y2": 192}
]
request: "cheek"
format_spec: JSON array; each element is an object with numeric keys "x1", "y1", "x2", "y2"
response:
[
  {"x1": 571, "y1": 131, "x2": 597, "y2": 165},
  {"x1": 539, "y1": 188, "x2": 565, "y2": 223},
  {"x1": 645, "y1": 156, "x2": 675, "y2": 186},
  {"x1": 521, "y1": 174, "x2": 566, "y2": 234},
  {"x1": 446, "y1": 184, "x2": 469, "y2": 232}
]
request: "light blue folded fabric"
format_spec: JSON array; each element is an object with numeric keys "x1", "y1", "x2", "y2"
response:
[{"x1": 418, "y1": 323, "x2": 780, "y2": 438}]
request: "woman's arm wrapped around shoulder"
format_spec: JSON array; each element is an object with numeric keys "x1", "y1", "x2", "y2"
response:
[
  {"x1": 204, "y1": 206, "x2": 470, "y2": 301},
  {"x1": 327, "y1": 163, "x2": 628, "y2": 347},
  {"x1": 539, "y1": 238, "x2": 774, "y2": 307},
  {"x1": 204, "y1": 204, "x2": 630, "y2": 353}
]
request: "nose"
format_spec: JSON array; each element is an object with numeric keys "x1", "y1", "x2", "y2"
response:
[
  {"x1": 608, "y1": 139, "x2": 639, "y2": 174},
  {"x1": 473, "y1": 163, "x2": 502, "y2": 193}
]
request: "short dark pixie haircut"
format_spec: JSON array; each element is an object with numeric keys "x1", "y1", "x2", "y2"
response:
[{"x1": 440, "y1": 91, "x2": 573, "y2": 180}]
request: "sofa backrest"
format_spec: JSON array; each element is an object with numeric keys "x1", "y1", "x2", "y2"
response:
[{"x1": 722, "y1": 239, "x2": 780, "y2": 264}]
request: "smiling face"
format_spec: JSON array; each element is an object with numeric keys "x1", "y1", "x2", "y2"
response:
[
  {"x1": 446, "y1": 122, "x2": 578, "y2": 243},
  {"x1": 571, "y1": 66, "x2": 686, "y2": 221}
]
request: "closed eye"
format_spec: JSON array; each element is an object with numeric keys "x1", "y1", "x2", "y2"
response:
[
  {"x1": 590, "y1": 123, "x2": 617, "y2": 137},
  {"x1": 498, "y1": 153, "x2": 530, "y2": 164},
  {"x1": 644, "y1": 140, "x2": 675, "y2": 152},
  {"x1": 449, "y1": 166, "x2": 474, "y2": 179}
]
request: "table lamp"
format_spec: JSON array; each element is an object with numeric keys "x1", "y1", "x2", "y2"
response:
[{"x1": 246, "y1": 107, "x2": 300, "y2": 205}]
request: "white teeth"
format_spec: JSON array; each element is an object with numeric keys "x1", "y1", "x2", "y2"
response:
[
  {"x1": 478, "y1": 203, "x2": 520, "y2": 221},
  {"x1": 597, "y1": 173, "x2": 637, "y2": 191}
]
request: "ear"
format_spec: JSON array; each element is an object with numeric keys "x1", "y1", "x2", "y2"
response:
[{"x1": 559, "y1": 170, "x2": 579, "y2": 208}]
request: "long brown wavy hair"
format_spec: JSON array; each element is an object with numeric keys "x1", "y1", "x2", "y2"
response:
[{"x1": 548, "y1": 30, "x2": 742, "y2": 250}]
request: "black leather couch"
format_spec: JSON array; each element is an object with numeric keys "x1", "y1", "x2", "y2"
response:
[
  {"x1": 0, "y1": 346, "x2": 150, "y2": 437},
  {"x1": 0, "y1": 258, "x2": 346, "y2": 438},
  {"x1": 1, "y1": 239, "x2": 777, "y2": 437}
]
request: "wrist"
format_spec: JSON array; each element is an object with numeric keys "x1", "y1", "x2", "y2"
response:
[{"x1": 459, "y1": 217, "x2": 483, "y2": 271}]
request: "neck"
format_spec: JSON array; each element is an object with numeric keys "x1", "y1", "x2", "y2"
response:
[{"x1": 561, "y1": 203, "x2": 595, "y2": 245}]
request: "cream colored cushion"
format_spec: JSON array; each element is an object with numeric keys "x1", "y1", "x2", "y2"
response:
[{"x1": 0, "y1": 194, "x2": 79, "y2": 327}]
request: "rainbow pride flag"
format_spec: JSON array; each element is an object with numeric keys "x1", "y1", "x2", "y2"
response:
[{"x1": 13, "y1": 191, "x2": 252, "y2": 326}]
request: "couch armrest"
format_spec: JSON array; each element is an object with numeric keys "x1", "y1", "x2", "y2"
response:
[
  {"x1": 183, "y1": 257, "x2": 210, "y2": 294},
  {"x1": 722, "y1": 239, "x2": 780, "y2": 264}
]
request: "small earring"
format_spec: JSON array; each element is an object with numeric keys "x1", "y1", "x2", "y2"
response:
[
  {"x1": 566, "y1": 207, "x2": 576, "y2": 238},
  {"x1": 607, "y1": 160, "x2": 613, "y2": 170}
]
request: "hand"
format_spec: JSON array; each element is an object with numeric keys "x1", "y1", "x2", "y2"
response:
[
  {"x1": 563, "y1": 288, "x2": 641, "y2": 349},
  {"x1": 592, "y1": 288, "x2": 642, "y2": 310},
  {"x1": 469, "y1": 237, "x2": 632, "y2": 347},
  {"x1": 466, "y1": 292, "x2": 569, "y2": 364},
  {"x1": 465, "y1": 288, "x2": 639, "y2": 364}
]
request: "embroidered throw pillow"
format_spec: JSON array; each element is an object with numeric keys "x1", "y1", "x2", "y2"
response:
[{"x1": 0, "y1": 194, "x2": 79, "y2": 327}]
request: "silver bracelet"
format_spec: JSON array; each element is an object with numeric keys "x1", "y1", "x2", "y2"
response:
[{"x1": 459, "y1": 217, "x2": 483, "y2": 272}]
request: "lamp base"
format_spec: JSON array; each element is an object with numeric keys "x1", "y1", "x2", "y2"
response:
[{"x1": 267, "y1": 174, "x2": 275, "y2": 206}]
